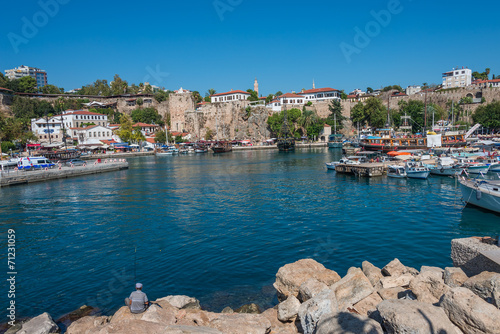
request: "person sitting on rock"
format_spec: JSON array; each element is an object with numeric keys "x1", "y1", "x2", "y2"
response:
[{"x1": 125, "y1": 283, "x2": 149, "y2": 313}]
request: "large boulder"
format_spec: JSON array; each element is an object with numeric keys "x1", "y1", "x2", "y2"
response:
[
  {"x1": 377, "y1": 299, "x2": 461, "y2": 334},
  {"x1": 277, "y1": 296, "x2": 301, "y2": 322},
  {"x1": 158, "y1": 295, "x2": 201, "y2": 309},
  {"x1": 315, "y1": 312, "x2": 384, "y2": 334},
  {"x1": 362, "y1": 261, "x2": 384, "y2": 287},
  {"x1": 298, "y1": 278, "x2": 328, "y2": 302},
  {"x1": 298, "y1": 289, "x2": 338, "y2": 334},
  {"x1": 440, "y1": 287, "x2": 500, "y2": 334},
  {"x1": 352, "y1": 292, "x2": 383, "y2": 316},
  {"x1": 330, "y1": 268, "x2": 374, "y2": 310},
  {"x1": 444, "y1": 267, "x2": 468, "y2": 288},
  {"x1": 377, "y1": 287, "x2": 405, "y2": 300},
  {"x1": 378, "y1": 274, "x2": 413, "y2": 289},
  {"x1": 66, "y1": 316, "x2": 109, "y2": 334},
  {"x1": 208, "y1": 313, "x2": 271, "y2": 334},
  {"x1": 274, "y1": 259, "x2": 340, "y2": 299},
  {"x1": 420, "y1": 266, "x2": 444, "y2": 278},
  {"x1": 234, "y1": 303, "x2": 261, "y2": 314},
  {"x1": 260, "y1": 308, "x2": 299, "y2": 334},
  {"x1": 17, "y1": 313, "x2": 59, "y2": 334},
  {"x1": 110, "y1": 304, "x2": 177, "y2": 326},
  {"x1": 382, "y1": 259, "x2": 407, "y2": 277},
  {"x1": 463, "y1": 271, "x2": 500, "y2": 307},
  {"x1": 409, "y1": 270, "x2": 450, "y2": 304},
  {"x1": 55, "y1": 305, "x2": 100, "y2": 331}
]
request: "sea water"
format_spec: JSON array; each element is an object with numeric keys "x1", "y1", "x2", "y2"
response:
[{"x1": 0, "y1": 148, "x2": 499, "y2": 320}]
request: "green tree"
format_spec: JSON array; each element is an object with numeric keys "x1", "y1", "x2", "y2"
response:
[
  {"x1": 132, "y1": 128, "x2": 146, "y2": 146},
  {"x1": 350, "y1": 102, "x2": 366, "y2": 125},
  {"x1": 143, "y1": 84, "x2": 152, "y2": 94},
  {"x1": 472, "y1": 101, "x2": 500, "y2": 130},
  {"x1": 192, "y1": 91, "x2": 203, "y2": 104},
  {"x1": 0, "y1": 73, "x2": 7, "y2": 87},
  {"x1": 265, "y1": 94, "x2": 274, "y2": 104},
  {"x1": 205, "y1": 128, "x2": 214, "y2": 140},
  {"x1": 155, "y1": 130, "x2": 166, "y2": 143},
  {"x1": 298, "y1": 109, "x2": 318, "y2": 134},
  {"x1": 398, "y1": 99, "x2": 428, "y2": 133},
  {"x1": 326, "y1": 99, "x2": 345, "y2": 130},
  {"x1": 130, "y1": 107, "x2": 163, "y2": 125},
  {"x1": 118, "y1": 114, "x2": 134, "y2": 142},
  {"x1": 363, "y1": 97, "x2": 387, "y2": 128},
  {"x1": 154, "y1": 90, "x2": 169, "y2": 103},
  {"x1": 340, "y1": 90, "x2": 348, "y2": 100},
  {"x1": 40, "y1": 84, "x2": 64, "y2": 94},
  {"x1": 78, "y1": 79, "x2": 111, "y2": 96},
  {"x1": 136, "y1": 97, "x2": 144, "y2": 106},
  {"x1": 246, "y1": 89, "x2": 259, "y2": 101},
  {"x1": 275, "y1": 91, "x2": 283, "y2": 97},
  {"x1": 111, "y1": 74, "x2": 128, "y2": 95},
  {"x1": 206, "y1": 88, "x2": 216, "y2": 97},
  {"x1": 17, "y1": 76, "x2": 37, "y2": 93},
  {"x1": 366, "y1": 87, "x2": 374, "y2": 93}
]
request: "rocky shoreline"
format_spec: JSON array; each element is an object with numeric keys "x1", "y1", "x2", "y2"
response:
[{"x1": 7, "y1": 238, "x2": 500, "y2": 334}]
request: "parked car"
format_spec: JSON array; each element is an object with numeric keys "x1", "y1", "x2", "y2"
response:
[{"x1": 65, "y1": 159, "x2": 86, "y2": 166}]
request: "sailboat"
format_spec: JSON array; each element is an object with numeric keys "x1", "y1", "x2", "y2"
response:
[
  {"x1": 277, "y1": 105, "x2": 296, "y2": 152},
  {"x1": 212, "y1": 106, "x2": 232, "y2": 153},
  {"x1": 156, "y1": 125, "x2": 178, "y2": 155},
  {"x1": 328, "y1": 113, "x2": 343, "y2": 148}
]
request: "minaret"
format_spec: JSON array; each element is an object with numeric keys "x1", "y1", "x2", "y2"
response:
[
  {"x1": 312, "y1": 79, "x2": 315, "y2": 89},
  {"x1": 254, "y1": 78, "x2": 259, "y2": 96}
]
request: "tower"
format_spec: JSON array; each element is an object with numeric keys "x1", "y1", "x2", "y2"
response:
[
  {"x1": 254, "y1": 78, "x2": 259, "y2": 96},
  {"x1": 312, "y1": 79, "x2": 315, "y2": 89}
]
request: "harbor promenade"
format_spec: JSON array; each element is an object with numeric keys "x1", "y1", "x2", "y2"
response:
[{"x1": 0, "y1": 161, "x2": 128, "y2": 187}]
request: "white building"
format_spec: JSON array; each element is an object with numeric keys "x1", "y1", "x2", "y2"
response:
[
  {"x1": 278, "y1": 93, "x2": 305, "y2": 105},
  {"x1": 31, "y1": 117, "x2": 64, "y2": 143},
  {"x1": 58, "y1": 110, "x2": 109, "y2": 129},
  {"x1": 472, "y1": 79, "x2": 500, "y2": 88},
  {"x1": 71, "y1": 125, "x2": 115, "y2": 145},
  {"x1": 442, "y1": 67, "x2": 472, "y2": 88},
  {"x1": 298, "y1": 88, "x2": 341, "y2": 102},
  {"x1": 4, "y1": 65, "x2": 47, "y2": 89},
  {"x1": 133, "y1": 123, "x2": 160, "y2": 136},
  {"x1": 266, "y1": 99, "x2": 282, "y2": 112},
  {"x1": 406, "y1": 85, "x2": 421, "y2": 95},
  {"x1": 211, "y1": 90, "x2": 251, "y2": 103}
]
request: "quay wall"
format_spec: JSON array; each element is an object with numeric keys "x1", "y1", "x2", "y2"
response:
[{"x1": 0, "y1": 162, "x2": 128, "y2": 187}]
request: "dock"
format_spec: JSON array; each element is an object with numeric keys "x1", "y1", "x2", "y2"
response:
[
  {"x1": 335, "y1": 162, "x2": 395, "y2": 177},
  {"x1": 0, "y1": 161, "x2": 128, "y2": 187}
]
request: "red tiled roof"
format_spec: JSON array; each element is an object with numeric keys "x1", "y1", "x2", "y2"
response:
[
  {"x1": 268, "y1": 99, "x2": 280, "y2": 104},
  {"x1": 324, "y1": 124, "x2": 331, "y2": 127},
  {"x1": 259, "y1": 96, "x2": 266, "y2": 100},
  {"x1": 133, "y1": 122, "x2": 159, "y2": 127},
  {"x1": 391, "y1": 92, "x2": 407, "y2": 97},
  {"x1": 212, "y1": 90, "x2": 250, "y2": 97},
  {"x1": 299, "y1": 87, "x2": 339, "y2": 94},
  {"x1": 66, "y1": 110, "x2": 107, "y2": 116},
  {"x1": 346, "y1": 94, "x2": 356, "y2": 98},
  {"x1": 279, "y1": 93, "x2": 304, "y2": 98},
  {"x1": 0, "y1": 87, "x2": 14, "y2": 92},
  {"x1": 101, "y1": 139, "x2": 118, "y2": 145},
  {"x1": 146, "y1": 138, "x2": 156, "y2": 144}
]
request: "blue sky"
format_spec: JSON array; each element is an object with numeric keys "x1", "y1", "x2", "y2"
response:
[{"x1": 1, "y1": 0, "x2": 498, "y2": 96}]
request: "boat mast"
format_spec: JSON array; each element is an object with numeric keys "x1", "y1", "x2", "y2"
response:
[
  {"x1": 334, "y1": 112, "x2": 337, "y2": 135},
  {"x1": 165, "y1": 124, "x2": 169, "y2": 146},
  {"x1": 216, "y1": 106, "x2": 219, "y2": 142}
]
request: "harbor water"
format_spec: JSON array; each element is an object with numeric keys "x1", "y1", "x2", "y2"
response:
[{"x1": 1, "y1": 148, "x2": 499, "y2": 320}]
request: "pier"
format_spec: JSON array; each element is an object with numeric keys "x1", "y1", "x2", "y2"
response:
[{"x1": 0, "y1": 161, "x2": 128, "y2": 187}]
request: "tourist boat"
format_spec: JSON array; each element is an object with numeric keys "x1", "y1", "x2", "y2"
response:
[
  {"x1": 212, "y1": 141, "x2": 232, "y2": 153},
  {"x1": 360, "y1": 133, "x2": 466, "y2": 153},
  {"x1": 456, "y1": 159, "x2": 490, "y2": 174},
  {"x1": 328, "y1": 134, "x2": 343, "y2": 148},
  {"x1": 459, "y1": 176, "x2": 500, "y2": 214},
  {"x1": 277, "y1": 106, "x2": 295, "y2": 152},
  {"x1": 156, "y1": 146, "x2": 179, "y2": 155},
  {"x1": 428, "y1": 157, "x2": 462, "y2": 176},
  {"x1": 325, "y1": 157, "x2": 358, "y2": 170},
  {"x1": 405, "y1": 161, "x2": 430, "y2": 179},
  {"x1": 387, "y1": 165, "x2": 407, "y2": 178},
  {"x1": 194, "y1": 145, "x2": 208, "y2": 153},
  {"x1": 35, "y1": 149, "x2": 80, "y2": 162}
]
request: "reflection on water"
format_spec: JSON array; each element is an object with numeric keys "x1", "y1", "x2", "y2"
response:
[{"x1": 0, "y1": 148, "x2": 499, "y2": 320}]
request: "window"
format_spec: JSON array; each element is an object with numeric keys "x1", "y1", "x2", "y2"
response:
[
  {"x1": 98, "y1": 132, "x2": 101, "y2": 137},
  {"x1": 107, "y1": 131, "x2": 110, "y2": 136},
  {"x1": 94, "y1": 132, "x2": 96, "y2": 137},
  {"x1": 89, "y1": 132, "x2": 92, "y2": 137}
]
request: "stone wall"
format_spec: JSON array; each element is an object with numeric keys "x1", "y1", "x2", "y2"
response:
[
  {"x1": 169, "y1": 93, "x2": 195, "y2": 132},
  {"x1": 0, "y1": 93, "x2": 14, "y2": 114}
]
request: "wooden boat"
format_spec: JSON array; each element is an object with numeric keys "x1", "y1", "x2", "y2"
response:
[
  {"x1": 328, "y1": 113, "x2": 342, "y2": 148},
  {"x1": 459, "y1": 176, "x2": 500, "y2": 214},
  {"x1": 212, "y1": 141, "x2": 232, "y2": 153},
  {"x1": 361, "y1": 133, "x2": 466, "y2": 153},
  {"x1": 35, "y1": 149, "x2": 80, "y2": 162}
]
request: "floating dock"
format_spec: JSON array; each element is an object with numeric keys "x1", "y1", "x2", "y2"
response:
[{"x1": 0, "y1": 161, "x2": 128, "y2": 187}]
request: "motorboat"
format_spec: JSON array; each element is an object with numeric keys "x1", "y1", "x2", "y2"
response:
[
  {"x1": 405, "y1": 161, "x2": 430, "y2": 179},
  {"x1": 459, "y1": 176, "x2": 500, "y2": 214},
  {"x1": 325, "y1": 157, "x2": 357, "y2": 170},
  {"x1": 156, "y1": 147, "x2": 179, "y2": 155},
  {"x1": 457, "y1": 159, "x2": 490, "y2": 174},
  {"x1": 429, "y1": 157, "x2": 463, "y2": 176},
  {"x1": 387, "y1": 165, "x2": 407, "y2": 178}
]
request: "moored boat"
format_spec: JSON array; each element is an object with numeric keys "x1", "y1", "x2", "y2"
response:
[
  {"x1": 387, "y1": 165, "x2": 407, "y2": 178},
  {"x1": 405, "y1": 161, "x2": 430, "y2": 179},
  {"x1": 212, "y1": 141, "x2": 232, "y2": 153},
  {"x1": 459, "y1": 176, "x2": 500, "y2": 214},
  {"x1": 328, "y1": 134, "x2": 343, "y2": 148}
]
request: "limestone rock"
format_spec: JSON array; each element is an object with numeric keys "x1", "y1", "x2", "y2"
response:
[
  {"x1": 352, "y1": 292, "x2": 383, "y2": 316},
  {"x1": 158, "y1": 295, "x2": 201, "y2": 309},
  {"x1": 362, "y1": 261, "x2": 384, "y2": 287},
  {"x1": 17, "y1": 312, "x2": 59, "y2": 334},
  {"x1": 379, "y1": 273, "x2": 413, "y2": 289},
  {"x1": 234, "y1": 303, "x2": 261, "y2": 314},
  {"x1": 330, "y1": 268, "x2": 374, "y2": 310},
  {"x1": 315, "y1": 312, "x2": 384, "y2": 334},
  {"x1": 405, "y1": 266, "x2": 420, "y2": 276},
  {"x1": 409, "y1": 270, "x2": 450, "y2": 304},
  {"x1": 56, "y1": 305, "x2": 100, "y2": 331},
  {"x1": 221, "y1": 307, "x2": 234, "y2": 313},
  {"x1": 274, "y1": 259, "x2": 340, "y2": 300},
  {"x1": 65, "y1": 316, "x2": 110, "y2": 334},
  {"x1": 163, "y1": 325, "x2": 223, "y2": 333},
  {"x1": 110, "y1": 304, "x2": 176, "y2": 326},
  {"x1": 420, "y1": 266, "x2": 444, "y2": 279},
  {"x1": 440, "y1": 287, "x2": 500, "y2": 334},
  {"x1": 382, "y1": 258, "x2": 407, "y2": 277},
  {"x1": 444, "y1": 267, "x2": 468, "y2": 288},
  {"x1": 260, "y1": 308, "x2": 299, "y2": 334},
  {"x1": 277, "y1": 296, "x2": 301, "y2": 322},
  {"x1": 377, "y1": 299, "x2": 461, "y2": 334},
  {"x1": 298, "y1": 278, "x2": 328, "y2": 302},
  {"x1": 209, "y1": 313, "x2": 271, "y2": 334},
  {"x1": 463, "y1": 271, "x2": 500, "y2": 307},
  {"x1": 377, "y1": 287, "x2": 405, "y2": 300},
  {"x1": 298, "y1": 289, "x2": 338, "y2": 334}
]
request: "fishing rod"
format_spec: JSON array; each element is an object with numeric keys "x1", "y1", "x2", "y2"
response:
[{"x1": 134, "y1": 246, "x2": 137, "y2": 283}]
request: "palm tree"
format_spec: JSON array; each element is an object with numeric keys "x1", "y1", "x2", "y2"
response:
[
  {"x1": 206, "y1": 88, "x2": 216, "y2": 97},
  {"x1": 298, "y1": 110, "x2": 318, "y2": 136}
]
